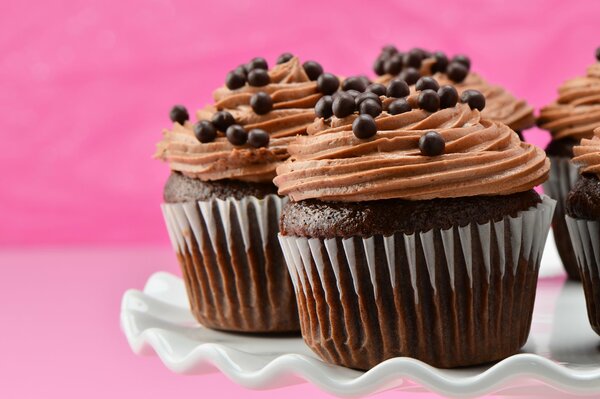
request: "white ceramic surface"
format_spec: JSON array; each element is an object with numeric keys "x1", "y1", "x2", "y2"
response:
[{"x1": 120, "y1": 232, "x2": 600, "y2": 397}]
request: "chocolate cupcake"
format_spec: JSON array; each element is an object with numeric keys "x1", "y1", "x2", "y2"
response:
[
  {"x1": 274, "y1": 80, "x2": 554, "y2": 369},
  {"x1": 565, "y1": 129, "x2": 600, "y2": 334},
  {"x1": 538, "y1": 48, "x2": 600, "y2": 280},
  {"x1": 372, "y1": 46, "x2": 535, "y2": 134},
  {"x1": 156, "y1": 55, "x2": 336, "y2": 333}
]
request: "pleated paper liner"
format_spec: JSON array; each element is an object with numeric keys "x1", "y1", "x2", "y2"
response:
[
  {"x1": 279, "y1": 196, "x2": 556, "y2": 369},
  {"x1": 162, "y1": 194, "x2": 300, "y2": 333},
  {"x1": 543, "y1": 156, "x2": 581, "y2": 279},
  {"x1": 566, "y1": 215, "x2": 600, "y2": 336}
]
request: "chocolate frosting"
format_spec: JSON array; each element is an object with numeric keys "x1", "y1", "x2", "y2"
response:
[
  {"x1": 377, "y1": 59, "x2": 535, "y2": 131},
  {"x1": 156, "y1": 57, "x2": 322, "y2": 182},
  {"x1": 539, "y1": 63, "x2": 600, "y2": 141},
  {"x1": 572, "y1": 127, "x2": 600, "y2": 176},
  {"x1": 274, "y1": 101, "x2": 549, "y2": 202}
]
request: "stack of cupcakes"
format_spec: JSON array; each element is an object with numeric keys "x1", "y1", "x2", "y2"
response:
[
  {"x1": 275, "y1": 77, "x2": 554, "y2": 368},
  {"x1": 154, "y1": 47, "x2": 558, "y2": 370},
  {"x1": 156, "y1": 54, "x2": 339, "y2": 333},
  {"x1": 372, "y1": 46, "x2": 536, "y2": 136},
  {"x1": 539, "y1": 48, "x2": 600, "y2": 280}
]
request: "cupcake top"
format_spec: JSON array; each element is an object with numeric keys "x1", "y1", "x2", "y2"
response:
[
  {"x1": 539, "y1": 48, "x2": 600, "y2": 142},
  {"x1": 373, "y1": 47, "x2": 535, "y2": 132},
  {"x1": 274, "y1": 78, "x2": 549, "y2": 202},
  {"x1": 572, "y1": 127, "x2": 600, "y2": 175},
  {"x1": 155, "y1": 55, "x2": 338, "y2": 183}
]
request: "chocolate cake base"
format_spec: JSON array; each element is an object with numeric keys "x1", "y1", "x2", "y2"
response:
[
  {"x1": 162, "y1": 173, "x2": 299, "y2": 333},
  {"x1": 567, "y1": 174, "x2": 600, "y2": 220},
  {"x1": 280, "y1": 190, "x2": 541, "y2": 238},
  {"x1": 279, "y1": 194, "x2": 554, "y2": 369}
]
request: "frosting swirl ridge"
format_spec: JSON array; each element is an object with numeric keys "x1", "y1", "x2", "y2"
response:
[
  {"x1": 572, "y1": 127, "x2": 600, "y2": 176},
  {"x1": 274, "y1": 103, "x2": 549, "y2": 202},
  {"x1": 539, "y1": 63, "x2": 600, "y2": 141}
]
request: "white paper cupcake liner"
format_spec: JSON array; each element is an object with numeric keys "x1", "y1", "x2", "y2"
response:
[
  {"x1": 161, "y1": 194, "x2": 299, "y2": 333},
  {"x1": 543, "y1": 156, "x2": 581, "y2": 279},
  {"x1": 279, "y1": 196, "x2": 555, "y2": 369},
  {"x1": 565, "y1": 215, "x2": 600, "y2": 335}
]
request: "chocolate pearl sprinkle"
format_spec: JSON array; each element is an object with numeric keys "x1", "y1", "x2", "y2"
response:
[
  {"x1": 386, "y1": 78, "x2": 410, "y2": 98},
  {"x1": 332, "y1": 93, "x2": 356, "y2": 118},
  {"x1": 250, "y1": 92, "x2": 273, "y2": 115},
  {"x1": 359, "y1": 98, "x2": 382, "y2": 118},
  {"x1": 415, "y1": 77, "x2": 440, "y2": 92},
  {"x1": 211, "y1": 111, "x2": 235, "y2": 132},
  {"x1": 193, "y1": 121, "x2": 217, "y2": 143},
  {"x1": 248, "y1": 129, "x2": 270, "y2": 148},
  {"x1": 418, "y1": 89, "x2": 440, "y2": 112},
  {"x1": 596, "y1": 47, "x2": 600, "y2": 62},
  {"x1": 317, "y1": 73, "x2": 340, "y2": 95},
  {"x1": 226, "y1": 124, "x2": 248, "y2": 146},
  {"x1": 247, "y1": 69, "x2": 270, "y2": 87},
  {"x1": 387, "y1": 98, "x2": 412, "y2": 115},
  {"x1": 461, "y1": 89, "x2": 486, "y2": 111},
  {"x1": 315, "y1": 95, "x2": 334, "y2": 119},
  {"x1": 169, "y1": 105, "x2": 189, "y2": 124},
  {"x1": 419, "y1": 131, "x2": 445, "y2": 156},
  {"x1": 352, "y1": 114, "x2": 377, "y2": 139},
  {"x1": 446, "y1": 62, "x2": 468, "y2": 83},
  {"x1": 277, "y1": 53, "x2": 294, "y2": 64},
  {"x1": 226, "y1": 70, "x2": 246, "y2": 90},
  {"x1": 303, "y1": 61, "x2": 324, "y2": 81}
]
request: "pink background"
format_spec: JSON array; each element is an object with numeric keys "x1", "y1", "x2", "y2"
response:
[{"x1": 2, "y1": 0, "x2": 600, "y2": 398}]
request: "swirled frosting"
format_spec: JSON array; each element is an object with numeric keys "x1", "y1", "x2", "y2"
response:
[
  {"x1": 539, "y1": 63, "x2": 600, "y2": 141},
  {"x1": 572, "y1": 127, "x2": 600, "y2": 176},
  {"x1": 376, "y1": 59, "x2": 535, "y2": 132},
  {"x1": 274, "y1": 100, "x2": 549, "y2": 202},
  {"x1": 156, "y1": 57, "x2": 323, "y2": 182}
]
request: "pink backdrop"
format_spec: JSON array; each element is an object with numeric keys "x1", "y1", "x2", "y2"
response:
[
  {"x1": 4, "y1": 0, "x2": 600, "y2": 247},
  {"x1": 3, "y1": 1, "x2": 600, "y2": 398}
]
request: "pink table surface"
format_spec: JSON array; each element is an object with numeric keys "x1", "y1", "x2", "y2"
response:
[
  {"x1": 0, "y1": 247, "x2": 566, "y2": 399},
  {"x1": 3, "y1": 0, "x2": 600, "y2": 397}
]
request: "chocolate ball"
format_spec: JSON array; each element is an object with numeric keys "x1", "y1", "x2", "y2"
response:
[
  {"x1": 250, "y1": 92, "x2": 273, "y2": 115},
  {"x1": 359, "y1": 98, "x2": 382, "y2": 118},
  {"x1": 248, "y1": 129, "x2": 270, "y2": 148},
  {"x1": 277, "y1": 53, "x2": 294, "y2": 64},
  {"x1": 596, "y1": 47, "x2": 600, "y2": 61},
  {"x1": 415, "y1": 76, "x2": 440, "y2": 92},
  {"x1": 381, "y1": 45, "x2": 398, "y2": 56},
  {"x1": 366, "y1": 83, "x2": 387, "y2": 97},
  {"x1": 373, "y1": 56, "x2": 387, "y2": 76},
  {"x1": 342, "y1": 76, "x2": 369, "y2": 93},
  {"x1": 355, "y1": 91, "x2": 381, "y2": 106},
  {"x1": 388, "y1": 98, "x2": 412, "y2": 115},
  {"x1": 303, "y1": 61, "x2": 324, "y2": 81},
  {"x1": 418, "y1": 89, "x2": 440, "y2": 112},
  {"x1": 211, "y1": 110, "x2": 235, "y2": 132},
  {"x1": 451, "y1": 54, "x2": 471, "y2": 70},
  {"x1": 247, "y1": 57, "x2": 268, "y2": 71},
  {"x1": 169, "y1": 105, "x2": 189, "y2": 124},
  {"x1": 226, "y1": 124, "x2": 248, "y2": 146},
  {"x1": 234, "y1": 64, "x2": 248, "y2": 78},
  {"x1": 403, "y1": 50, "x2": 423, "y2": 69},
  {"x1": 193, "y1": 121, "x2": 217, "y2": 143},
  {"x1": 384, "y1": 53, "x2": 404, "y2": 75},
  {"x1": 461, "y1": 89, "x2": 486, "y2": 111},
  {"x1": 315, "y1": 95, "x2": 334, "y2": 119},
  {"x1": 438, "y1": 85, "x2": 459, "y2": 109},
  {"x1": 446, "y1": 62, "x2": 468, "y2": 83},
  {"x1": 332, "y1": 93, "x2": 356, "y2": 118},
  {"x1": 317, "y1": 73, "x2": 340, "y2": 95},
  {"x1": 226, "y1": 70, "x2": 246, "y2": 90},
  {"x1": 247, "y1": 69, "x2": 270, "y2": 87},
  {"x1": 399, "y1": 67, "x2": 421, "y2": 85},
  {"x1": 431, "y1": 51, "x2": 449, "y2": 73},
  {"x1": 352, "y1": 114, "x2": 377, "y2": 139},
  {"x1": 386, "y1": 78, "x2": 410, "y2": 98},
  {"x1": 343, "y1": 89, "x2": 361, "y2": 99},
  {"x1": 419, "y1": 131, "x2": 445, "y2": 156}
]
